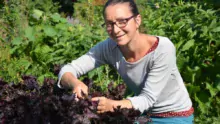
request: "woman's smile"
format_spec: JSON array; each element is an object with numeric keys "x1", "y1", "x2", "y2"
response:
[{"x1": 115, "y1": 34, "x2": 125, "y2": 39}]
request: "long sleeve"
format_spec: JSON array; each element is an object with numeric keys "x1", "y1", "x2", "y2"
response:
[{"x1": 57, "y1": 39, "x2": 111, "y2": 88}]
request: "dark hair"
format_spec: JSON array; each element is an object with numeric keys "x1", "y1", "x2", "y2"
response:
[{"x1": 103, "y1": 0, "x2": 139, "y2": 18}]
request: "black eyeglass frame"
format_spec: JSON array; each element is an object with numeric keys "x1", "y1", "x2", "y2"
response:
[{"x1": 102, "y1": 14, "x2": 138, "y2": 30}]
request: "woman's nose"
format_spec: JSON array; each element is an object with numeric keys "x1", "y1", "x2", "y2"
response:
[{"x1": 112, "y1": 24, "x2": 121, "y2": 34}]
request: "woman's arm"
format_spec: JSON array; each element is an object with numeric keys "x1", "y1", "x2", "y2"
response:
[
  {"x1": 57, "y1": 39, "x2": 113, "y2": 98},
  {"x1": 60, "y1": 72, "x2": 77, "y2": 89}
]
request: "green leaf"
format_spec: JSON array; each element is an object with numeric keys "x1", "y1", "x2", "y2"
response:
[
  {"x1": 11, "y1": 37, "x2": 22, "y2": 45},
  {"x1": 47, "y1": 56, "x2": 64, "y2": 63},
  {"x1": 33, "y1": 45, "x2": 53, "y2": 64},
  {"x1": 217, "y1": 84, "x2": 220, "y2": 91},
  {"x1": 38, "y1": 45, "x2": 53, "y2": 54},
  {"x1": 217, "y1": 50, "x2": 220, "y2": 55},
  {"x1": 37, "y1": 75, "x2": 45, "y2": 85},
  {"x1": 175, "y1": 39, "x2": 185, "y2": 51},
  {"x1": 209, "y1": 19, "x2": 217, "y2": 29},
  {"x1": 43, "y1": 26, "x2": 57, "y2": 37},
  {"x1": 25, "y1": 26, "x2": 35, "y2": 41},
  {"x1": 195, "y1": 92, "x2": 209, "y2": 114},
  {"x1": 206, "y1": 83, "x2": 218, "y2": 97},
  {"x1": 17, "y1": 58, "x2": 32, "y2": 71},
  {"x1": 32, "y1": 9, "x2": 43, "y2": 20},
  {"x1": 55, "y1": 23, "x2": 69, "y2": 31},
  {"x1": 186, "y1": 83, "x2": 200, "y2": 95},
  {"x1": 201, "y1": 26, "x2": 208, "y2": 35},
  {"x1": 215, "y1": 74, "x2": 220, "y2": 90},
  {"x1": 59, "y1": 18, "x2": 67, "y2": 23},
  {"x1": 181, "y1": 39, "x2": 195, "y2": 51},
  {"x1": 10, "y1": 47, "x2": 18, "y2": 54},
  {"x1": 51, "y1": 13, "x2": 61, "y2": 22},
  {"x1": 177, "y1": 53, "x2": 188, "y2": 71},
  {"x1": 212, "y1": 27, "x2": 220, "y2": 32},
  {"x1": 157, "y1": 29, "x2": 165, "y2": 36}
]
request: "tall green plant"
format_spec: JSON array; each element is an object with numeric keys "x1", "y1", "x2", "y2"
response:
[{"x1": 138, "y1": 0, "x2": 220, "y2": 123}]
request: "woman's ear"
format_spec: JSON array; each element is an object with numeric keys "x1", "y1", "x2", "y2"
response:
[{"x1": 135, "y1": 14, "x2": 141, "y2": 28}]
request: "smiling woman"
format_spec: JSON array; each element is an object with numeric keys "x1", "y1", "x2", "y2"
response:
[{"x1": 57, "y1": 0, "x2": 194, "y2": 123}]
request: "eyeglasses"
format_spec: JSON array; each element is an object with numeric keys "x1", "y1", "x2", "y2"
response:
[{"x1": 102, "y1": 15, "x2": 137, "y2": 31}]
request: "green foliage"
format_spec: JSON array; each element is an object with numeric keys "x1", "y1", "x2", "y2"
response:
[
  {"x1": 138, "y1": 1, "x2": 220, "y2": 123},
  {"x1": 73, "y1": 1, "x2": 104, "y2": 26},
  {"x1": 0, "y1": 0, "x2": 59, "y2": 42},
  {"x1": 0, "y1": 0, "x2": 111, "y2": 85},
  {"x1": 0, "y1": 0, "x2": 220, "y2": 123}
]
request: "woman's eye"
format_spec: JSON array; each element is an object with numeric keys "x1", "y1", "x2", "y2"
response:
[
  {"x1": 118, "y1": 20, "x2": 126, "y2": 24},
  {"x1": 106, "y1": 23, "x2": 112, "y2": 27}
]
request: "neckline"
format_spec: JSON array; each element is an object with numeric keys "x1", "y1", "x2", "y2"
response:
[
  {"x1": 145, "y1": 37, "x2": 159, "y2": 55},
  {"x1": 123, "y1": 36, "x2": 160, "y2": 64}
]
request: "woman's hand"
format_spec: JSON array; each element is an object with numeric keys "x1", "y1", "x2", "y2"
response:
[
  {"x1": 72, "y1": 80, "x2": 88, "y2": 100},
  {"x1": 91, "y1": 97, "x2": 116, "y2": 113},
  {"x1": 91, "y1": 97, "x2": 133, "y2": 113},
  {"x1": 60, "y1": 72, "x2": 88, "y2": 101}
]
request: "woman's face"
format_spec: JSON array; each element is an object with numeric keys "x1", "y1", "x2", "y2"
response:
[{"x1": 104, "y1": 3, "x2": 141, "y2": 46}]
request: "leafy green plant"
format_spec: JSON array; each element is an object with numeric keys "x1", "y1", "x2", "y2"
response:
[{"x1": 138, "y1": 1, "x2": 220, "y2": 123}]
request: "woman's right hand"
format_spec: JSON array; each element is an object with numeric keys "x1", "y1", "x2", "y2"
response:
[
  {"x1": 60, "y1": 72, "x2": 88, "y2": 100},
  {"x1": 72, "y1": 80, "x2": 88, "y2": 100}
]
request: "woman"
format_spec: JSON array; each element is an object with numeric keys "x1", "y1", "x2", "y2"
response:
[{"x1": 57, "y1": 0, "x2": 194, "y2": 123}]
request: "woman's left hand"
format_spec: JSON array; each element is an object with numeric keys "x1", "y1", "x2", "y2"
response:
[{"x1": 91, "y1": 97, "x2": 116, "y2": 113}]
